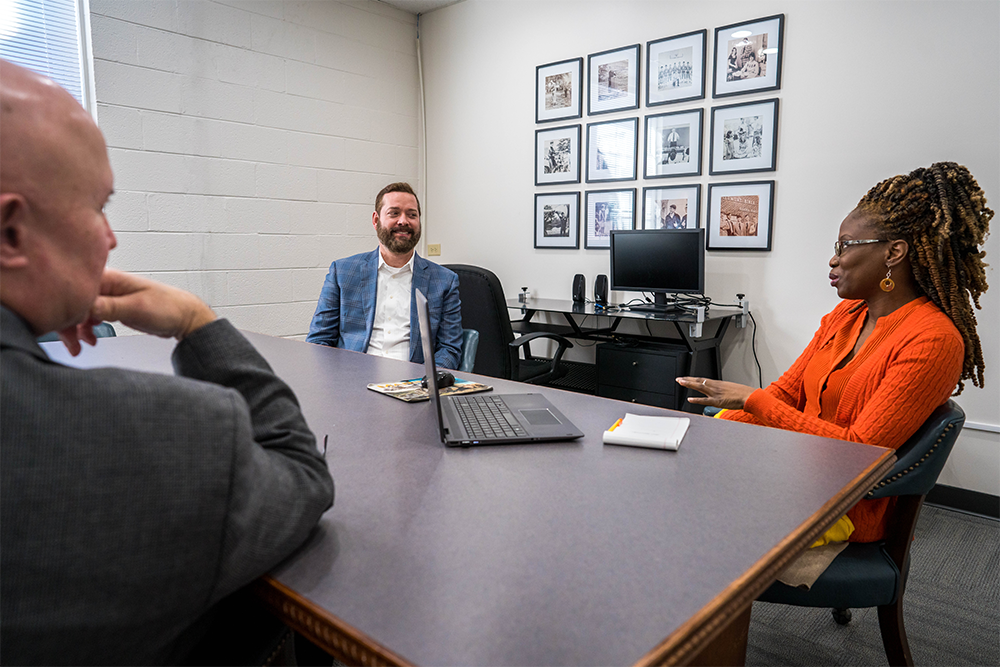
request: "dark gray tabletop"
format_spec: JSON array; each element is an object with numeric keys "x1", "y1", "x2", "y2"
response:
[{"x1": 42, "y1": 332, "x2": 892, "y2": 666}]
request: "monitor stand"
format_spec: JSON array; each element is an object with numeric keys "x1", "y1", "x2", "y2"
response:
[{"x1": 628, "y1": 293, "x2": 684, "y2": 314}]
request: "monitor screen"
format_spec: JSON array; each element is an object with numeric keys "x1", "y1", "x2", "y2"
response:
[{"x1": 610, "y1": 229, "x2": 705, "y2": 295}]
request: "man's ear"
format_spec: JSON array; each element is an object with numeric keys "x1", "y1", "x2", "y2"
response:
[{"x1": 1, "y1": 193, "x2": 31, "y2": 269}]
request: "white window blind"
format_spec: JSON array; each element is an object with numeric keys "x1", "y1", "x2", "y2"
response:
[{"x1": 0, "y1": 0, "x2": 96, "y2": 114}]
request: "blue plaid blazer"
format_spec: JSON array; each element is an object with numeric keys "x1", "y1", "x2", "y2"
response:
[{"x1": 306, "y1": 249, "x2": 463, "y2": 370}]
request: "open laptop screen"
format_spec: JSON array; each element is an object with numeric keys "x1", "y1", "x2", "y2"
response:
[{"x1": 415, "y1": 289, "x2": 447, "y2": 443}]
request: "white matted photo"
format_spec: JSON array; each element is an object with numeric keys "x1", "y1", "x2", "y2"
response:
[
  {"x1": 585, "y1": 188, "x2": 635, "y2": 248},
  {"x1": 535, "y1": 124, "x2": 581, "y2": 186},
  {"x1": 535, "y1": 192, "x2": 580, "y2": 249},
  {"x1": 644, "y1": 108, "x2": 703, "y2": 179},
  {"x1": 536, "y1": 57, "x2": 583, "y2": 124},
  {"x1": 587, "y1": 44, "x2": 640, "y2": 115},
  {"x1": 712, "y1": 14, "x2": 784, "y2": 98},
  {"x1": 709, "y1": 98, "x2": 778, "y2": 175},
  {"x1": 707, "y1": 181, "x2": 774, "y2": 251},
  {"x1": 642, "y1": 185, "x2": 700, "y2": 230},
  {"x1": 646, "y1": 29, "x2": 707, "y2": 106},
  {"x1": 586, "y1": 117, "x2": 638, "y2": 183}
]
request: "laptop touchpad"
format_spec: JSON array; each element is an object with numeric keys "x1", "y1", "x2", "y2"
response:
[{"x1": 520, "y1": 409, "x2": 561, "y2": 425}]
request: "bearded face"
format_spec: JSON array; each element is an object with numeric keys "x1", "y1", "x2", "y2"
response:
[{"x1": 375, "y1": 213, "x2": 421, "y2": 254}]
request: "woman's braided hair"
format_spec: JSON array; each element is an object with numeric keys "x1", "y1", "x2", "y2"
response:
[{"x1": 857, "y1": 162, "x2": 992, "y2": 393}]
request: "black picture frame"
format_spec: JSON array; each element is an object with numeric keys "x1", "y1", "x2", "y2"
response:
[
  {"x1": 712, "y1": 14, "x2": 784, "y2": 98},
  {"x1": 643, "y1": 108, "x2": 703, "y2": 179},
  {"x1": 535, "y1": 192, "x2": 581, "y2": 248},
  {"x1": 709, "y1": 98, "x2": 778, "y2": 175},
  {"x1": 641, "y1": 184, "x2": 701, "y2": 230},
  {"x1": 587, "y1": 44, "x2": 640, "y2": 116},
  {"x1": 585, "y1": 188, "x2": 636, "y2": 249},
  {"x1": 535, "y1": 124, "x2": 581, "y2": 186},
  {"x1": 646, "y1": 29, "x2": 707, "y2": 107},
  {"x1": 586, "y1": 117, "x2": 638, "y2": 183},
  {"x1": 706, "y1": 180, "x2": 775, "y2": 251},
  {"x1": 536, "y1": 57, "x2": 583, "y2": 124}
]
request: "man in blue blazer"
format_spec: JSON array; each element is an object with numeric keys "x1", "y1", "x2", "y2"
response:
[{"x1": 307, "y1": 182, "x2": 463, "y2": 369}]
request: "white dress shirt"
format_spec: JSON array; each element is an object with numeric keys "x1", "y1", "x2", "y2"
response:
[{"x1": 366, "y1": 252, "x2": 414, "y2": 361}]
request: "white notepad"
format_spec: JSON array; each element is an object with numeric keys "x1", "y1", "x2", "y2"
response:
[{"x1": 602, "y1": 413, "x2": 690, "y2": 451}]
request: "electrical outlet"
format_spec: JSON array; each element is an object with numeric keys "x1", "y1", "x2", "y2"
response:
[{"x1": 427, "y1": 243, "x2": 441, "y2": 256}]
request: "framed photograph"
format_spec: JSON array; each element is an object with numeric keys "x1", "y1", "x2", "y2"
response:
[
  {"x1": 585, "y1": 188, "x2": 635, "y2": 249},
  {"x1": 535, "y1": 125, "x2": 581, "y2": 186},
  {"x1": 646, "y1": 29, "x2": 707, "y2": 106},
  {"x1": 536, "y1": 57, "x2": 583, "y2": 124},
  {"x1": 535, "y1": 192, "x2": 580, "y2": 248},
  {"x1": 644, "y1": 109, "x2": 703, "y2": 179},
  {"x1": 709, "y1": 98, "x2": 778, "y2": 175},
  {"x1": 707, "y1": 181, "x2": 774, "y2": 251},
  {"x1": 642, "y1": 184, "x2": 701, "y2": 230},
  {"x1": 586, "y1": 117, "x2": 638, "y2": 183},
  {"x1": 587, "y1": 44, "x2": 640, "y2": 115},
  {"x1": 712, "y1": 14, "x2": 784, "y2": 98}
]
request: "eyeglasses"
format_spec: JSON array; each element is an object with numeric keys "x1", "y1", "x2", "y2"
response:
[{"x1": 834, "y1": 239, "x2": 885, "y2": 256}]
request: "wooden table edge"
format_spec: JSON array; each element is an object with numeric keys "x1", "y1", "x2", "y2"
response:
[{"x1": 633, "y1": 447, "x2": 897, "y2": 667}]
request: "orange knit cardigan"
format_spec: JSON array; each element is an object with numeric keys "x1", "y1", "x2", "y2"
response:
[{"x1": 720, "y1": 296, "x2": 963, "y2": 542}]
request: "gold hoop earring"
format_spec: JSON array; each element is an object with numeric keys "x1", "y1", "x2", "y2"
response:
[{"x1": 880, "y1": 267, "x2": 895, "y2": 292}]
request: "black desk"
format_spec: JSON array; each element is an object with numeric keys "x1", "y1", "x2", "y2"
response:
[
  {"x1": 507, "y1": 298, "x2": 744, "y2": 411},
  {"x1": 43, "y1": 333, "x2": 893, "y2": 666}
]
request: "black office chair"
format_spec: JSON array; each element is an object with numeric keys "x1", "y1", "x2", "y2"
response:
[
  {"x1": 459, "y1": 329, "x2": 480, "y2": 373},
  {"x1": 755, "y1": 400, "x2": 966, "y2": 667},
  {"x1": 442, "y1": 264, "x2": 573, "y2": 385},
  {"x1": 37, "y1": 322, "x2": 117, "y2": 343}
]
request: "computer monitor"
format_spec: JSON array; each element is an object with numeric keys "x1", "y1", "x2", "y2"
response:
[{"x1": 609, "y1": 229, "x2": 705, "y2": 312}]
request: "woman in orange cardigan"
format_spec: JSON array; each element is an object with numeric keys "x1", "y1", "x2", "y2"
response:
[{"x1": 677, "y1": 162, "x2": 992, "y2": 543}]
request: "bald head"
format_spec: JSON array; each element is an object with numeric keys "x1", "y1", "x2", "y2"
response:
[{"x1": 1, "y1": 59, "x2": 116, "y2": 334}]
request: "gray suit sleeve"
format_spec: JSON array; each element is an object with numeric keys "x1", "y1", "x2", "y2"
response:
[{"x1": 171, "y1": 319, "x2": 334, "y2": 601}]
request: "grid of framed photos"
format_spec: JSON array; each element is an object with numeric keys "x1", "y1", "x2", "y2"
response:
[{"x1": 533, "y1": 13, "x2": 784, "y2": 253}]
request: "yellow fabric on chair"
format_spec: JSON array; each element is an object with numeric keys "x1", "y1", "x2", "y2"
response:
[{"x1": 812, "y1": 514, "x2": 855, "y2": 548}]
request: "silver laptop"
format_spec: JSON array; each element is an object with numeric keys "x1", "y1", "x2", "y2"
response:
[{"x1": 416, "y1": 289, "x2": 584, "y2": 447}]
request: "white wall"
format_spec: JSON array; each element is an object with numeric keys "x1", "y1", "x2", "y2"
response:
[
  {"x1": 419, "y1": 1, "x2": 1000, "y2": 495},
  {"x1": 91, "y1": 0, "x2": 421, "y2": 338}
]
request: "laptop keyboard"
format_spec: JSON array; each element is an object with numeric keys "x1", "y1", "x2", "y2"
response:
[{"x1": 453, "y1": 395, "x2": 528, "y2": 439}]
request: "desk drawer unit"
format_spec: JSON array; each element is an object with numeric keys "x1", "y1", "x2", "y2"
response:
[{"x1": 596, "y1": 343, "x2": 691, "y2": 410}]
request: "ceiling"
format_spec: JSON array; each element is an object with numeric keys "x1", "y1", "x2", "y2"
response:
[{"x1": 376, "y1": 0, "x2": 464, "y2": 15}]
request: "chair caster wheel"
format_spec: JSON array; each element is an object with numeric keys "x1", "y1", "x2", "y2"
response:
[{"x1": 832, "y1": 608, "x2": 852, "y2": 625}]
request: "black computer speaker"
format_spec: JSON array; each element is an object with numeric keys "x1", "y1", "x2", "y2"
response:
[
  {"x1": 572, "y1": 274, "x2": 586, "y2": 302},
  {"x1": 594, "y1": 274, "x2": 608, "y2": 305}
]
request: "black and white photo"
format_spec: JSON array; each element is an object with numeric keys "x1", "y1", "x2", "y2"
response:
[
  {"x1": 535, "y1": 124, "x2": 581, "y2": 185},
  {"x1": 536, "y1": 58, "x2": 583, "y2": 123},
  {"x1": 535, "y1": 192, "x2": 580, "y2": 248},
  {"x1": 712, "y1": 14, "x2": 784, "y2": 98},
  {"x1": 710, "y1": 98, "x2": 778, "y2": 175},
  {"x1": 646, "y1": 30, "x2": 707, "y2": 106},
  {"x1": 644, "y1": 109, "x2": 703, "y2": 179},
  {"x1": 587, "y1": 117, "x2": 638, "y2": 182},
  {"x1": 585, "y1": 188, "x2": 635, "y2": 248},
  {"x1": 588, "y1": 44, "x2": 640, "y2": 115},
  {"x1": 707, "y1": 180, "x2": 774, "y2": 250},
  {"x1": 642, "y1": 185, "x2": 700, "y2": 230}
]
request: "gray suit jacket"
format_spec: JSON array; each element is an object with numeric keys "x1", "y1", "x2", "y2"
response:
[{"x1": 0, "y1": 306, "x2": 335, "y2": 665}]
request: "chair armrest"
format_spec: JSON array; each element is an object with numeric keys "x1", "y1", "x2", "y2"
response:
[{"x1": 509, "y1": 331, "x2": 574, "y2": 350}]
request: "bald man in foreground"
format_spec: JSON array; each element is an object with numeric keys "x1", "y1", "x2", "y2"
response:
[{"x1": 0, "y1": 60, "x2": 334, "y2": 664}]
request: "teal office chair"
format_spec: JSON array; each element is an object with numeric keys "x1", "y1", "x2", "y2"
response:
[
  {"x1": 37, "y1": 322, "x2": 117, "y2": 343},
  {"x1": 459, "y1": 329, "x2": 479, "y2": 373},
  {"x1": 756, "y1": 400, "x2": 966, "y2": 667}
]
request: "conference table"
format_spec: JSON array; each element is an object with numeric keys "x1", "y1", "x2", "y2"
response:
[{"x1": 43, "y1": 331, "x2": 895, "y2": 666}]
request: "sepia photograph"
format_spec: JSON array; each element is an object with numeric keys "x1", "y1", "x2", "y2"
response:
[
  {"x1": 710, "y1": 98, "x2": 777, "y2": 175},
  {"x1": 644, "y1": 108, "x2": 703, "y2": 179},
  {"x1": 588, "y1": 44, "x2": 640, "y2": 115},
  {"x1": 647, "y1": 30, "x2": 707, "y2": 106},
  {"x1": 585, "y1": 189, "x2": 635, "y2": 248},
  {"x1": 535, "y1": 192, "x2": 580, "y2": 248},
  {"x1": 707, "y1": 180, "x2": 774, "y2": 250},
  {"x1": 535, "y1": 124, "x2": 581, "y2": 186},
  {"x1": 713, "y1": 14, "x2": 784, "y2": 98},
  {"x1": 642, "y1": 185, "x2": 701, "y2": 230},
  {"x1": 536, "y1": 57, "x2": 583, "y2": 123},
  {"x1": 587, "y1": 117, "x2": 638, "y2": 183}
]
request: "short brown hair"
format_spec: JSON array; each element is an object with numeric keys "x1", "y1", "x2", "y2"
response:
[{"x1": 375, "y1": 182, "x2": 420, "y2": 216}]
